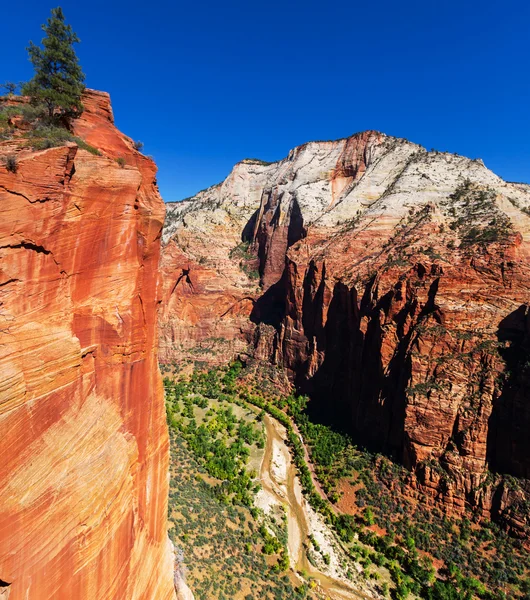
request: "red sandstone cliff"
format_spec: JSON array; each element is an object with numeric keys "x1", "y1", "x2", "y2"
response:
[
  {"x1": 160, "y1": 133, "x2": 530, "y2": 538},
  {"x1": 0, "y1": 90, "x2": 176, "y2": 599},
  {"x1": 159, "y1": 162, "x2": 265, "y2": 366}
]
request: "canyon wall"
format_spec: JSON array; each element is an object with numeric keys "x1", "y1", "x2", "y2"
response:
[
  {"x1": 160, "y1": 132, "x2": 530, "y2": 537},
  {"x1": 0, "y1": 91, "x2": 176, "y2": 599}
]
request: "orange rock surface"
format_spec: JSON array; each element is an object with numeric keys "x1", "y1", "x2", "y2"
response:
[{"x1": 0, "y1": 91, "x2": 176, "y2": 599}]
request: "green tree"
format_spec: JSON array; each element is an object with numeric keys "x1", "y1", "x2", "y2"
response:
[
  {"x1": 23, "y1": 7, "x2": 85, "y2": 119},
  {"x1": 0, "y1": 82, "x2": 17, "y2": 96}
]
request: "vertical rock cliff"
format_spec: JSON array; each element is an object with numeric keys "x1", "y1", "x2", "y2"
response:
[
  {"x1": 160, "y1": 132, "x2": 530, "y2": 537},
  {"x1": 159, "y1": 161, "x2": 267, "y2": 365},
  {"x1": 0, "y1": 91, "x2": 176, "y2": 600}
]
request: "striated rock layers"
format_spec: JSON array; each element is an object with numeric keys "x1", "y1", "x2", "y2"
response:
[
  {"x1": 160, "y1": 132, "x2": 530, "y2": 537},
  {"x1": 0, "y1": 91, "x2": 176, "y2": 599}
]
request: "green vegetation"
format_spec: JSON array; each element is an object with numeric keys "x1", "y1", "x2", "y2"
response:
[
  {"x1": 165, "y1": 361, "x2": 530, "y2": 600},
  {"x1": 23, "y1": 7, "x2": 85, "y2": 119},
  {"x1": 0, "y1": 103, "x2": 100, "y2": 154},
  {"x1": 379, "y1": 203, "x2": 439, "y2": 272},
  {"x1": 26, "y1": 123, "x2": 100, "y2": 154},
  {"x1": 167, "y1": 432, "x2": 309, "y2": 599},
  {"x1": 229, "y1": 241, "x2": 260, "y2": 280},
  {"x1": 0, "y1": 9, "x2": 100, "y2": 157},
  {"x1": 385, "y1": 255, "x2": 409, "y2": 268},
  {"x1": 442, "y1": 181, "x2": 513, "y2": 248},
  {"x1": 241, "y1": 158, "x2": 274, "y2": 166},
  {"x1": 421, "y1": 246, "x2": 443, "y2": 260},
  {"x1": 1, "y1": 82, "x2": 17, "y2": 96},
  {"x1": 164, "y1": 369, "x2": 303, "y2": 599}
]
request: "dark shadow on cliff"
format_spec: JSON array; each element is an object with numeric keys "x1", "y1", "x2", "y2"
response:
[
  {"x1": 296, "y1": 278, "x2": 411, "y2": 458},
  {"x1": 287, "y1": 197, "x2": 306, "y2": 247},
  {"x1": 294, "y1": 270, "x2": 449, "y2": 463},
  {"x1": 298, "y1": 280, "x2": 358, "y2": 433},
  {"x1": 250, "y1": 271, "x2": 286, "y2": 329},
  {"x1": 241, "y1": 209, "x2": 259, "y2": 243},
  {"x1": 248, "y1": 197, "x2": 305, "y2": 330},
  {"x1": 487, "y1": 304, "x2": 530, "y2": 479}
]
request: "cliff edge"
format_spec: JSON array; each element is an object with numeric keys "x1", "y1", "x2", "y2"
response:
[{"x1": 0, "y1": 90, "x2": 176, "y2": 599}]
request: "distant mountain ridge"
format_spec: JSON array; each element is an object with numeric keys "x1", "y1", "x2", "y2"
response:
[{"x1": 160, "y1": 130, "x2": 530, "y2": 540}]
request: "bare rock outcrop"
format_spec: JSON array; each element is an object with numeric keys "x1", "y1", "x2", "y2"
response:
[{"x1": 0, "y1": 90, "x2": 177, "y2": 600}]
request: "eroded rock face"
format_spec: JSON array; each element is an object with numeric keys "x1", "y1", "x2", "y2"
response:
[
  {"x1": 161, "y1": 132, "x2": 530, "y2": 538},
  {"x1": 0, "y1": 91, "x2": 176, "y2": 600},
  {"x1": 159, "y1": 161, "x2": 267, "y2": 365}
]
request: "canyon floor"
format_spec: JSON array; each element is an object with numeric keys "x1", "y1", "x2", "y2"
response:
[
  {"x1": 165, "y1": 371, "x2": 383, "y2": 600},
  {"x1": 163, "y1": 361, "x2": 530, "y2": 600}
]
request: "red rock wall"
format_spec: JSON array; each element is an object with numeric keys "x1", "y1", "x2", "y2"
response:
[
  {"x1": 159, "y1": 239, "x2": 256, "y2": 367},
  {"x1": 0, "y1": 91, "x2": 176, "y2": 600},
  {"x1": 267, "y1": 193, "x2": 530, "y2": 537}
]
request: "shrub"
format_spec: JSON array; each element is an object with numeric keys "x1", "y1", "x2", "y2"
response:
[
  {"x1": 116, "y1": 157, "x2": 126, "y2": 168},
  {"x1": 27, "y1": 124, "x2": 100, "y2": 155},
  {"x1": 5, "y1": 154, "x2": 17, "y2": 173},
  {"x1": 133, "y1": 140, "x2": 144, "y2": 152},
  {"x1": 19, "y1": 103, "x2": 48, "y2": 123},
  {"x1": 28, "y1": 124, "x2": 72, "y2": 147},
  {"x1": 0, "y1": 103, "x2": 49, "y2": 144}
]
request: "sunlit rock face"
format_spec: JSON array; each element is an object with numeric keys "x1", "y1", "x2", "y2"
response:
[
  {"x1": 161, "y1": 131, "x2": 530, "y2": 538},
  {"x1": 0, "y1": 90, "x2": 176, "y2": 600}
]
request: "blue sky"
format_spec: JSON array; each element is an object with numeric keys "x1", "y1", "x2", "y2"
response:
[{"x1": 1, "y1": 1, "x2": 529, "y2": 200}]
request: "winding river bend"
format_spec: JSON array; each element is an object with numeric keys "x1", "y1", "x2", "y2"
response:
[{"x1": 259, "y1": 415, "x2": 375, "y2": 600}]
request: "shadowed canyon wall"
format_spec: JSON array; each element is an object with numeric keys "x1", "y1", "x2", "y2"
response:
[
  {"x1": 160, "y1": 132, "x2": 530, "y2": 539},
  {"x1": 0, "y1": 91, "x2": 177, "y2": 600}
]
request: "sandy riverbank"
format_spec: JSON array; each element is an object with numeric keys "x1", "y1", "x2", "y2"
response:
[{"x1": 255, "y1": 415, "x2": 383, "y2": 600}]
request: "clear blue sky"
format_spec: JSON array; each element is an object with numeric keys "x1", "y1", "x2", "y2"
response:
[{"x1": 1, "y1": 1, "x2": 529, "y2": 200}]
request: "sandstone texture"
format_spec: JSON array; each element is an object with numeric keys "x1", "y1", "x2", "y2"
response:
[
  {"x1": 0, "y1": 91, "x2": 176, "y2": 599},
  {"x1": 161, "y1": 132, "x2": 530, "y2": 538}
]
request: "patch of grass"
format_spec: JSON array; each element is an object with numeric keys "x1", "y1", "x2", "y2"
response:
[
  {"x1": 0, "y1": 102, "x2": 50, "y2": 142},
  {"x1": 0, "y1": 102, "x2": 47, "y2": 123},
  {"x1": 0, "y1": 102, "x2": 101, "y2": 156},
  {"x1": 229, "y1": 241, "x2": 251, "y2": 260},
  {"x1": 26, "y1": 125, "x2": 100, "y2": 155}
]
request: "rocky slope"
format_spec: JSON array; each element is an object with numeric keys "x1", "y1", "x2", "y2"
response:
[
  {"x1": 160, "y1": 131, "x2": 530, "y2": 537},
  {"x1": 0, "y1": 91, "x2": 177, "y2": 599}
]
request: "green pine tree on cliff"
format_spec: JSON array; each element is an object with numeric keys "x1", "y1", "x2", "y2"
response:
[{"x1": 23, "y1": 7, "x2": 85, "y2": 119}]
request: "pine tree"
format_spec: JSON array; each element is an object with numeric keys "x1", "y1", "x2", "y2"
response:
[{"x1": 23, "y1": 7, "x2": 85, "y2": 119}]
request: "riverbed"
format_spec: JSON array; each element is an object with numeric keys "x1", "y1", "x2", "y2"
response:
[{"x1": 256, "y1": 414, "x2": 382, "y2": 600}]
